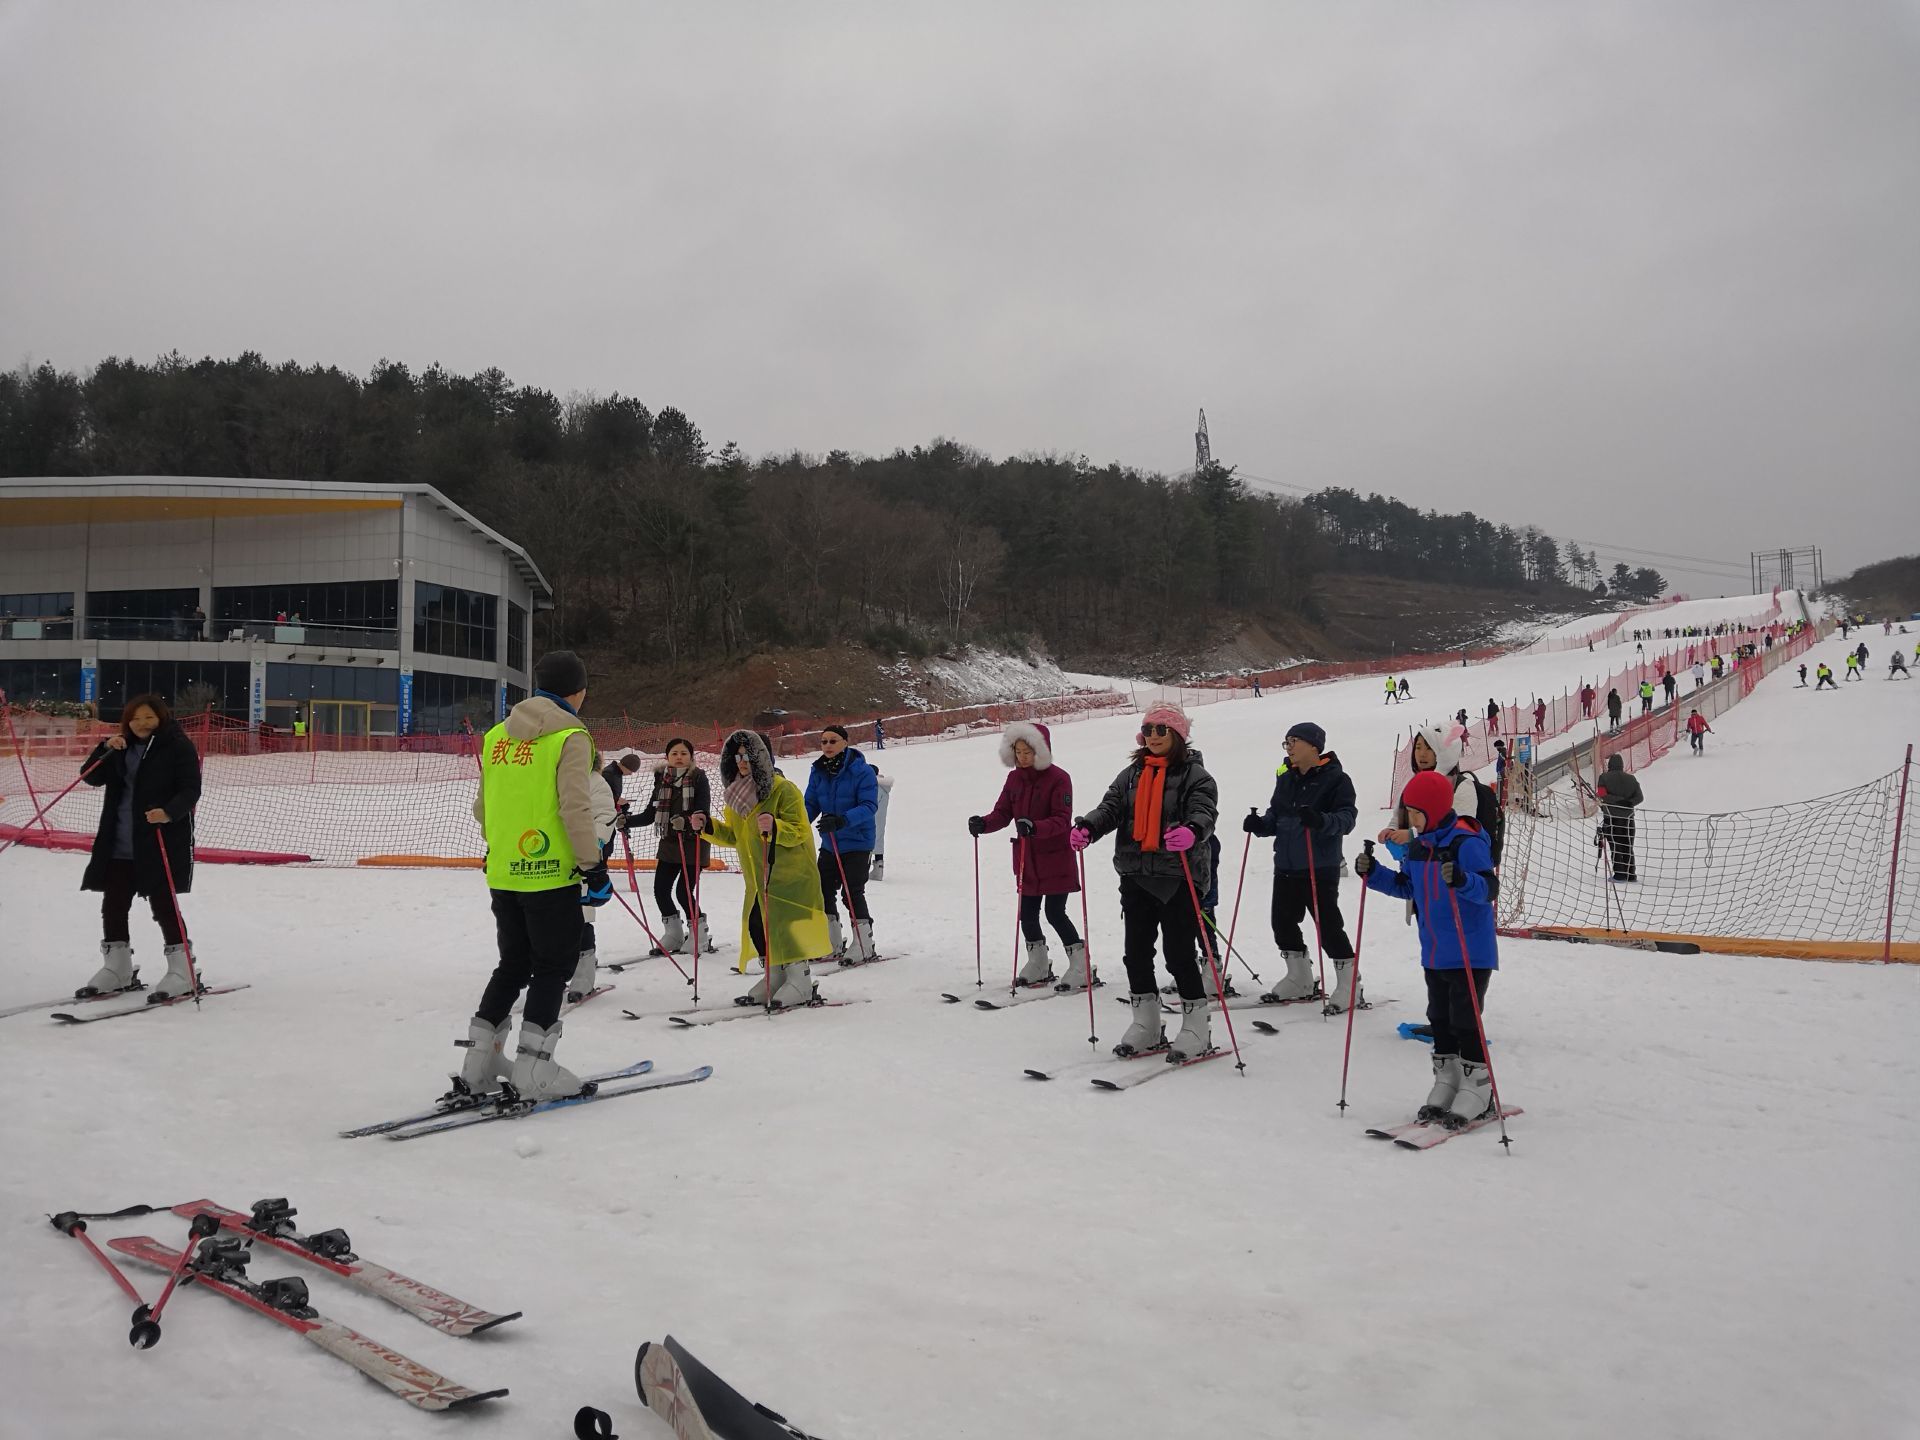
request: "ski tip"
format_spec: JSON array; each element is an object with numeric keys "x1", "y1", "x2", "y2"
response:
[
  {"x1": 467, "y1": 1310, "x2": 524, "y2": 1335},
  {"x1": 666, "y1": 1016, "x2": 693, "y2": 1028},
  {"x1": 448, "y1": 1388, "x2": 511, "y2": 1409},
  {"x1": 1089, "y1": 1078, "x2": 1121, "y2": 1090},
  {"x1": 1021, "y1": 1069, "x2": 1053, "y2": 1081},
  {"x1": 939, "y1": 993, "x2": 963, "y2": 1004},
  {"x1": 1251, "y1": 1021, "x2": 1278, "y2": 1035}
]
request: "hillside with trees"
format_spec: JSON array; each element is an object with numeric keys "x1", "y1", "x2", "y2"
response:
[{"x1": 1, "y1": 354, "x2": 1647, "y2": 710}]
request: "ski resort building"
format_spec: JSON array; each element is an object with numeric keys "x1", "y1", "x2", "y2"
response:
[{"x1": 0, "y1": 477, "x2": 550, "y2": 735}]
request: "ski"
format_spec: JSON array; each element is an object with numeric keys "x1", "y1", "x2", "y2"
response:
[
  {"x1": 1024, "y1": 1043, "x2": 1168, "y2": 1080},
  {"x1": 1392, "y1": 1107, "x2": 1522, "y2": 1149},
  {"x1": 107, "y1": 1235, "x2": 507, "y2": 1411},
  {"x1": 1091, "y1": 1048, "x2": 1232, "y2": 1090},
  {"x1": 637, "y1": 1333, "x2": 828, "y2": 1440},
  {"x1": 168, "y1": 1199, "x2": 519, "y2": 1337},
  {"x1": 339, "y1": 1059, "x2": 655, "y2": 1138},
  {"x1": 565, "y1": 984, "x2": 614, "y2": 1012},
  {"x1": 664, "y1": 1000, "x2": 870, "y2": 1027},
  {"x1": 971, "y1": 981, "x2": 1102, "y2": 1010},
  {"x1": 1, "y1": 980, "x2": 147, "y2": 1020},
  {"x1": 383, "y1": 1066, "x2": 713, "y2": 1139},
  {"x1": 831, "y1": 950, "x2": 904, "y2": 971},
  {"x1": 50, "y1": 984, "x2": 250, "y2": 1023}
]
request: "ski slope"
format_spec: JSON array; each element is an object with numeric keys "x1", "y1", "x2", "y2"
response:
[{"x1": 3, "y1": 625, "x2": 1916, "y2": 1440}]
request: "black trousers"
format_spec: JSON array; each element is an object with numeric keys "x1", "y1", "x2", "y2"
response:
[
  {"x1": 1119, "y1": 877, "x2": 1204, "y2": 1000},
  {"x1": 1603, "y1": 814, "x2": 1637, "y2": 880},
  {"x1": 1271, "y1": 870, "x2": 1355, "y2": 959},
  {"x1": 653, "y1": 862, "x2": 693, "y2": 919},
  {"x1": 100, "y1": 858, "x2": 183, "y2": 946},
  {"x1": 818, "y1": 847, "x2": 871, "y2": 921},
  {"x1": 1019, "y1": 892, "x2": 1081, "y2": 946},
  {"x1": 478, "y1": 887, "x2": 584, "y2": 1030},
  {"x1": 1425, "y1": 967, "x2": 1493, "y2": 1062}
]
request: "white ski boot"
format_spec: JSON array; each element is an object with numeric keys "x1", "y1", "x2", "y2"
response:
[
  {"x1": 736, "y1": 965, "x2": 773, "y2": 1007},
  {"x1": 771, "y1": 961, "x2": 816, "y2": 1009},
  {"x1": 1262, "y1": 948, "x2": 1318, "y2": 1003},
  {"x1": 456, "y1": 1016, "x2": 514, "y2": 1094},
  {"x1": 1443, "y1": 1058, "x2": 1495, "y2": 1129},
  {"x1": 827, "y1": 916, "x2": 846, "y2": 960},
  {"x1": 656, "y1": 914, "x2": 688, "y2": 954},
  {"x1": 78, "y1": 941, "x2": 136, "y2": 998},
  {"x1": 1017, "y1": 939, "x2": 1052, "y2": 987},
  {"x1": 1324, "y1": 958, "x2": 1364, "y2": 1015},
  {"x1": 567, "y1": 943, "x2": 598, "y2": 1004},
  {"x1": 847, "y1": 918, "x2": 876, "y2": 964},
  {"x1": 1419, "y1": 1052, "x2": 1462, "y2": 1122},
  {"x1": 1114, "y1": 993, "x2": 1165, "y2": 1057},
  {"x1": 688, "y1": 914, "x2": 712, "y2": 954},
  {"x1": 1053, "y1": 941, "x2": 1093, "y2": 992},
  {"x1": 870, "y1": 854, "x2": 885, "y2": 882},
  {"x1": 150, "y1": 944, "x2": 197, "y2": 1000},
  {"x1": 1167, "y1": 995, "x2": 1213, "y2": 1062},
  {"x1": 510, "y1": 1019, "x2": 584, "y2": 1101}
]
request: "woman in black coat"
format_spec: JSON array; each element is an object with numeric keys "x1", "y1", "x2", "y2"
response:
[{"x1": 77, "y1": 694, "x2": 203, "y2": 999}]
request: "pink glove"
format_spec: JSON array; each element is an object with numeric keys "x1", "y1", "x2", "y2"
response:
[
  {"x1": 690, "y1": 812, "x2": 707, "y2": 832},
  {"x1": 1163, "y1": 825, "x2": 1196, "y2": 852},
  {"x1": 756, "y1": 813, "x2": 775, "y2": 837},
  {"x1": 1068, "y1": 826, "x2": 1092, "y2": 852}
]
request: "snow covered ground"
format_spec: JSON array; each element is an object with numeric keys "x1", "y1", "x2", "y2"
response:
[{"x1": 3, "y1": 621, "x2": 1917, "y2": 1439}]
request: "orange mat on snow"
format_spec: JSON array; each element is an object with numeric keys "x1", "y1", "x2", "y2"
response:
[
  {"x1": 0, "y1": 824, "x2": 311, "y2": 866},
  {"x1": 356, "y1": 854, "x2": 726, "y2": 871}
]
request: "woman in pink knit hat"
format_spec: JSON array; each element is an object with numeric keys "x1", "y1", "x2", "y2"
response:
[{"x1": 1070, "y1": 705, "x2": 1219, "y2": 1062}]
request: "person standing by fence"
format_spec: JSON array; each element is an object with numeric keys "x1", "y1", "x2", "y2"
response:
[{"x1": 1596, "y1": 754, "x2": 1643, "y2": 883}]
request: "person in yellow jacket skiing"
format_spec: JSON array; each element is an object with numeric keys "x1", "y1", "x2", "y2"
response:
[
  {"x1": 703, "y1": 729, "x2": 833, "y2": 1008},
  {"x1": 455, "y1": 650, "x2": 611, "y2": 1102}
]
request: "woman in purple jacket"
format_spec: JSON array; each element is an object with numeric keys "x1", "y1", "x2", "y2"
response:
[{"x1": 968, "y1": 721, "x2": 1091, "y2": 991}]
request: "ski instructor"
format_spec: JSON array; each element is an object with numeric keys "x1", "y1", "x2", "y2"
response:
[{"x1": 454, "y1": 650, "x2": 612, "y2": 1104}]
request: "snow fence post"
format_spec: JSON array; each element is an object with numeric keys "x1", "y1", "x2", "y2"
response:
[{"x1": 1889, "y1": 745, "x2": 1913, "y2": 965}]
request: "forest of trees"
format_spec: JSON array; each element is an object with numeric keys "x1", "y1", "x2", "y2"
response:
[{"x1": 0, "y1": 354, "x2": 1663, "y2": 663}]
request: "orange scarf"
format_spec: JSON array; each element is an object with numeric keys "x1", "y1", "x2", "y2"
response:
[{"x1": 1132, "y1": 755, "x2": 1169, "y2": 851}]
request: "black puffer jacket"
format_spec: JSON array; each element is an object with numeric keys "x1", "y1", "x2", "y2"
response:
[
  {"x1": 1247, "y1": 752, "x2": 1357, "y2": 874},
  {"x1": 1596, "y1": 755, "x2": 1643, "y2": 818},
  {"x1": 1079, "y1": 748, "x2": 1218, "y2": 895},
  {"x1": 79, "y1": 722, "x2": 202, "y2": 897}
]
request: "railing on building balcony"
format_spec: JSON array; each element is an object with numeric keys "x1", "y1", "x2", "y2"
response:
[
  {"x1": 78, "y1": 616, "x2": 400, "y2": 649},
  {"x1": 0, "y1": 616, "x2": 76, "y2": 640}
]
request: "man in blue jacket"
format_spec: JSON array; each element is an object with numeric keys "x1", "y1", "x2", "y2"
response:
[
  {"x1": 804, "y1": 724, "x2": 880, "y2": 962},
  {"x1": 1242, "y1": 722, "x2": 1360, "y2": 1011},
  {"x1": 1354, "y1": 770, "x2": 1501, "y2": 1129}
]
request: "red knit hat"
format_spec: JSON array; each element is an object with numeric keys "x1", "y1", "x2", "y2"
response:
[{"x1": 1402, "y1": 771, "x2": 1456, "y2": 831}]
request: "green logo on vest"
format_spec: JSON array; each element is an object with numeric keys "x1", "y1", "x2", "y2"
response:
[{"x1": 509, "y1": 826, "x2": 563, "y2": 879}]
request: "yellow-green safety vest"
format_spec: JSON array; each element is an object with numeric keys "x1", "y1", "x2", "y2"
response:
[{"x1": 481, "y1": 721, "x2": 584, "y2": 891}]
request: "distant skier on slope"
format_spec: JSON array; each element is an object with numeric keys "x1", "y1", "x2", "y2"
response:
[
  {"x1": 1605, "y1": 688, "x2": 1624, "y2": 734},
  {"x1": 1815, "y1": 663, "x2": 1837, "y2": 690},
  {"x1": 1686, "y1": 710, "x2": 1713, "y2": 754},
  {"x1": 1071, "y1": 706, "x2": 1219, "y2": 1061}
]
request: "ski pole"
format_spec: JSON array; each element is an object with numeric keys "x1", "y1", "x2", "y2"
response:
[
  {"x1": 1305, "y1": 850, "x2": 1327, "y2": 1017},
  {"x1": 756, "y1": 818, "x2": 777, "y2": 1012},
  {"x1": 619, "y1": 822, "x2": 645, "y2": 906},
  {"x1": 153, "y1": 829, "x2": 204, "y2": 1008},
  {"x1": 137, "y1": 1211, "x2": 224, "y2": 1337},
  {"x1": 1437, "y1": 853, "x2": 1512, "y2": 1153},
  {"x1": 1179, "y1": 851, "x2": 1244, "y2": 1073},
  {"x1": 1201, "y1": 910, "x2": 1263, "y2": 987},
  {"x1": 677, "y1": 830, "x2": 699, "y2": 1004},
  {"x1": 1222, "y1": 827, "x2": 1259, "y2": 985},
  {"x1": 1337, "y1": 840, "x2": 1374, "y2": 1113},
  {"x1": 826, "y1": 830, "x2": 868, "y2": 962},
  {"x1": 49, "y1": 1212, "x2": 159, "y2": 1347},
  {"x1": 1008, "y1": 835, "x2": 1027, "y2": 994},
  {"x1": 1077, "y1": 851, "x2": 1097, "y2": 1047},
  {"x1": 0, "y1": 753, "x2": 110, "y2": 860},
  {"x1": 972, "y1": 836, "x2": 983, "y2": 989},
  {"x1": 610, "y1": 889, "x2": 690, "y2": 983}
]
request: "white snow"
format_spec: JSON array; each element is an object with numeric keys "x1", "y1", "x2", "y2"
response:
[{"x1": 3, "y1": 619, "x2": 1917, "y2": 1439}]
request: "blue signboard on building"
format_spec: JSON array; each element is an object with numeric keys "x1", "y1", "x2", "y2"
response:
[
  {"x1": 398, "y1": 672, "x2": 414, "y2": 735},
  {"x1": 80, "y1": 662, "x2": 98, "y2": 704}
]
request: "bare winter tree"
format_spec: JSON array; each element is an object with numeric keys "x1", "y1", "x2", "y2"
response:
[{"x1": 937, "y1": 520, "x2": 1005, "y2": 648}]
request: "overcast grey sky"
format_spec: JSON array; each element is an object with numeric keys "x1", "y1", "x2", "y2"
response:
[{"x1": 3, "y1": 1, "x2": 1916, "y2": 594}]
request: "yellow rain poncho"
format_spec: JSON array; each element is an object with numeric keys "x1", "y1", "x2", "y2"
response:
[{"x1": 705, "y1": 736, "x2": 831, "y2": 969}]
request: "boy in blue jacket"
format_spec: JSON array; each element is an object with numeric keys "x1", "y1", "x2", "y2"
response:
[{"x1": 1354, "y1": 770, "x2": 1500, "y2": 1129}]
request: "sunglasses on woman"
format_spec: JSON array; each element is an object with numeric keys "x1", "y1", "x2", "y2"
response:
[{"x1": 1142, "y1": 723, "x2": 1173, "y2": 737}]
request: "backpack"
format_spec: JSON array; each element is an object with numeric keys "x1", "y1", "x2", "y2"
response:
[{"x1": 1459, "y1": 769, "x2": 1504, "y2": 866}]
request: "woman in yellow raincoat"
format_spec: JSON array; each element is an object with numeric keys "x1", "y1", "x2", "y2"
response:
[{"x1": 702, "y1": 729, "x2": 833, "y2": 1007}]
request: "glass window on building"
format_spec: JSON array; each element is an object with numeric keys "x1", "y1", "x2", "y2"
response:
[
  {"x1": 507, "y1": 600, "x2": 527, "y2": 674},
  {"x1": 98, "y1": 660, "x2": 250, "y2": 719},
  {"x1": 0, "y1": 658, "x2": 82, "y2": 705},
  {"x1": 412, "y1": 669, "x2": 499, "y2": 734},
  {"x1": 413, "y1": 583, "x2": 498, "y2": 661},
  {"x1": 214, "y1": 581, "x2": 399, "y2": 638},
  {"x1": 86, "y1": 588, "x2": 202, "y2": 642},
  {"x1": 0, "y1": 592, "x2": 76, "y2": 639},
  {"x1": 264, "y1": 662, "x2": 402, "y2": 737}
]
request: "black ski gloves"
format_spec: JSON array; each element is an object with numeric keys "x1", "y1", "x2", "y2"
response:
[
  {"x1": 1014, "y1": 818, "x2": 1035, "y2": 838},
  {"x1": 817, "y1": 814, "x2": 846, "y2": 834},
  {"x1": 1296, "y1": 806, "x2": 1323, "y2": 831},
  {"x1": 578, "y1": 863, "x2": 614, "y2": 906},
  {"x1": 967, "y1": 815, "x2": 985, "y2": 836}
]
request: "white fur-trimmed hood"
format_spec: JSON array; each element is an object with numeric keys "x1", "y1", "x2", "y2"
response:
[{"x1": 998, "y1": 721, "x2": 1053, "y2": 770}]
